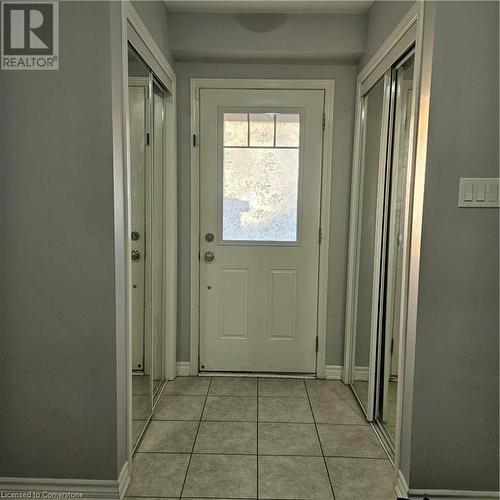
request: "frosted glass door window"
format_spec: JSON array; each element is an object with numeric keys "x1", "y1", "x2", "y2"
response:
[{"x1": 222, "y1": 112, "x2": 300, "y2": 242}]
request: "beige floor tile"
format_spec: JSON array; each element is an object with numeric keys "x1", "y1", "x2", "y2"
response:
[
  {"x1": 305, "y1": 379, "x2": 352, "y2": 400},
  {"x1": 310, "y1": 396, "x2": 366, "y2": 425},
  {"x1": 259, "y1": 456, "x2": 333, "y2": 500},
  {"x1": 326, "y1": 457, "x2": 395, "y2": 500},
  {"x1": 258, "y1": 397, "x2": 313, "y2": 423},
  {"x1": 132, "y1": 420, "x2": 147, "y2": 446},
  {"x1": 209, "y1": 377, "x2": 257, "y2": 396},
  {"x1": 182, "y1": 454, "x2": 257, "y2": 498},
  {"x1": 153, "y1": 396, "x2": 205, "y2": 421},
  {"x1": 126, "y1": 453, "x2": 189, "y2": 498},
  {"x1": 194, "y1": 421, "x2": 257, "y2": 454},
  {"x1": 133, "y1": 394, "x2": 151, "y2": 420},
  {"x1": 259, "y1": 422, "x2": 321, "y2": 456},
  {"x1": 132, "y1": 375, "x2": 150, "y2": 395},
  {"x1": 258, "y1": 378, "x2": 307, "y2": 398},
  {"x1": 317, "y1": 424, "x2": 386, "y2": 458},
  {"x1": 202, "y1": 396, "x2": 257, "y2": 422},
  {"x1": 126, "y1": 497, "x2": 177, "y2": 500},
  {"x1": 165, "y1": 376, "x2": 211, "y2": 396},
  {"x1": 138, "y1": 421, "x2": 198, "y2": 453}
]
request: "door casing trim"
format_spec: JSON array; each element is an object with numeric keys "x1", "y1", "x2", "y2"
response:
[{"x1": 189, "y1": 78, "x2": 335, "y2": 378}]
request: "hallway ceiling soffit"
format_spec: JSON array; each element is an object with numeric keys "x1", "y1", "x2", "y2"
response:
[{"x1": 164, "y1": 1, "x2": 374, "y2": 15}]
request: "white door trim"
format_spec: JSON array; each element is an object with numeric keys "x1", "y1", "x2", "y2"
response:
[
  {"x1": 190, "y1": 78, "x2": 335, "y2": 378},
  {"x1": 114, "y1": 0, "x2": 177, "y2": 471}
]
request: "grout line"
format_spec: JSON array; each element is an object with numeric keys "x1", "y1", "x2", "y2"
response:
[
  {"x1": 303, "y1": 379, "x2": 337, "y2": 500},
  {"x1": 159, "y1": 393, "x2": 209, "y2": 397},
  {"x1": 314, "y1": 422, "x2": 372, "y2": 427},
  {"x1": 150, "y1": 417, "x2": 369, "y2": 425},
  {"x1": 137, "y1": 450, "x2": 366, "y2": 458},
  {"x1": 135, "y1": 451, "x2": 390, "y2": 460},
  {"x1": 178, "y1": 377, "x2": 213, "y2": 499}
]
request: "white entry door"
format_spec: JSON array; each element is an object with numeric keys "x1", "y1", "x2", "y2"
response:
[{"x1": 199, "y1": 88, "x2": 325, "y2": 373}]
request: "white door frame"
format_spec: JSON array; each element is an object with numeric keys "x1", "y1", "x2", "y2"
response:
[
  {"x1": 189, "y1": 78, "x2": 335, "y2": 378},
  {"x1": 114, "y1": 0, "x2": 177, "y2": 469}
]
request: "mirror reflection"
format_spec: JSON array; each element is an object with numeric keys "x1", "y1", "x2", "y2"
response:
[
  {"x1": 128, "y1": 45, "x2": 167, "y2": 449},
  {"x1": 377, "y1": 53, "x2": 415, "y2": 442},
  {"x1": 152, "y1": 80, "x2": 166, "y2": 400},
  {"x1": 129, "y1": 46, "x2": 152, "y2": 448},
  {"x1": 352, "y1": 76, "x2": 386, "y2": 413}
]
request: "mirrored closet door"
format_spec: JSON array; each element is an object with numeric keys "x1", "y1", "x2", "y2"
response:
[
  {"x1": 128, "y1": 45, "x2": 168, "y2": 450},
  {"x1": 376, "y1": 52, "x2": 415, "y2": 445},
  {"x1": 346, "y1": 40, "x2": 417, "y2": 457},
  {"x1": 351, "y1": 73, "x2": 391, "y2": 417}
]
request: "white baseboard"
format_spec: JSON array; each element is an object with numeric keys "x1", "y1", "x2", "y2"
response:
[
  {"x1": 353, "y1": 366, "x2": 369, "y2": 381},
  {"x1": 395, "y1": 469, "x2": 409, "y2": 497},
  {"x1": 0, "y1": 461, "x2": 130, "y2": 500},
  {"x1": 324, "y1": 365, "x2": 343, "y2": 380},
  {"x1": 177, "y1": 362, "x2": 344, "y2": 379},
  {"x1": 408, "y1": 489, "x2": 500, "y2": 499},
  {"x1": 176, "y1": 361, "x2": 191, "y2": 376}
]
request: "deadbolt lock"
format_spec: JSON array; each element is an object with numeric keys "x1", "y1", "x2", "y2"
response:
[
  {"x1": 131, "y1": 250, "x2": 141, "y2": 261},
  {"x1": 205, "y1": 232, "x2": 215, "y2": 242},
  {"x1": 204, "y1": 251, "x2": 215, "y2": 263},
  {"x1": 131, "y1": 231, "x2": 140, "y2": 241}
]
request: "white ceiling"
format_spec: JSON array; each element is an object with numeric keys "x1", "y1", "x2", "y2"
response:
[{"x1": 164, "y1": 0, "x2": 374, "y2": 15}]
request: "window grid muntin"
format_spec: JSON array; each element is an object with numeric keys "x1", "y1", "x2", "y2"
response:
[{"x1": 221, "y1": 111, "x2": 302, "y2": 243}]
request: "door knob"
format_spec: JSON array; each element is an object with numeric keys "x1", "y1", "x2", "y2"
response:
[
  {"x1": 131, "y1": 250, "x2": 141, "y2": 261},
  {"x1": 204, "y1": 251, "x2": 215, "y2": 263}
]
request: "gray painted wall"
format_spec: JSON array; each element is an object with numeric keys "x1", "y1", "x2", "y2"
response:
[
  {"x1": 408, "y1": 1, "x2": 499, "y2": 491},
  {"x1": 0, "y1": 0, "x2": 175, "y2": 480},
  {"x1": 359, "y1": 1, "x2": 414, "y2": 70},
  {"x1": 131, "y1": 1, "x2": 175, "y2": 68},
  {"x1": 0, "y1": 2, "x2": 117, "y2": 479},
  {"x1": 176, "y1": 62, "x2": 357, "y2": 366},
  {"x1": 167, "y1": 12, "x2": 366, "y2": 64}
]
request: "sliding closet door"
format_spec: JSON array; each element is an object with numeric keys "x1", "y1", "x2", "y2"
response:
[
  {"x1": 129, "y1": 47, "x2": 153, "y2": 449},
  {"x1": 128, "y1": 44, "x2": 170, "y2": 450},
  {"x1": 377, "y1": 53, "x2": 415, "y2": 442},
  {"x1": 151, "y1": 79, "x2": 166, "y2": 400},
  {"x1": 351, "y1": 72, "x2": 391, "y2": 418}
]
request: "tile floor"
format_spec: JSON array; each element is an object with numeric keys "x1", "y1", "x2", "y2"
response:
[{"x1": 126, "y1": 377, "x2": 396, "y2": 500}]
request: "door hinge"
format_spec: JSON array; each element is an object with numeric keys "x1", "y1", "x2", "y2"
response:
[
  {"x1": 198, "y1": 251, "x2": 201, "y2": 261},
  {"x1": 193, "y1": 134, "x2": 197, "y2": 147},
  {"x1": 315, "y1": 336, "x2": 319, "y2": 353},
  {"x1": 318, "y1": 227, "x2": 322, "y2": 245},
  {"x1": 146, "y1": 132, "x2": 150, "y2": 146},
  {"x1": 322, "y1": 113, "x2": 326, "y2": 131}
]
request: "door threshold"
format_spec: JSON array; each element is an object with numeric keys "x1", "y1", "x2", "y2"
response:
[{"x1": 198, "y1": 371, "x2": 316, "y2": 379}]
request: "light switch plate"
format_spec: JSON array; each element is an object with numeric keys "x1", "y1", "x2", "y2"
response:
[{"x1": 458, "y1": 178, "x2": 499, "y2": 208}]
